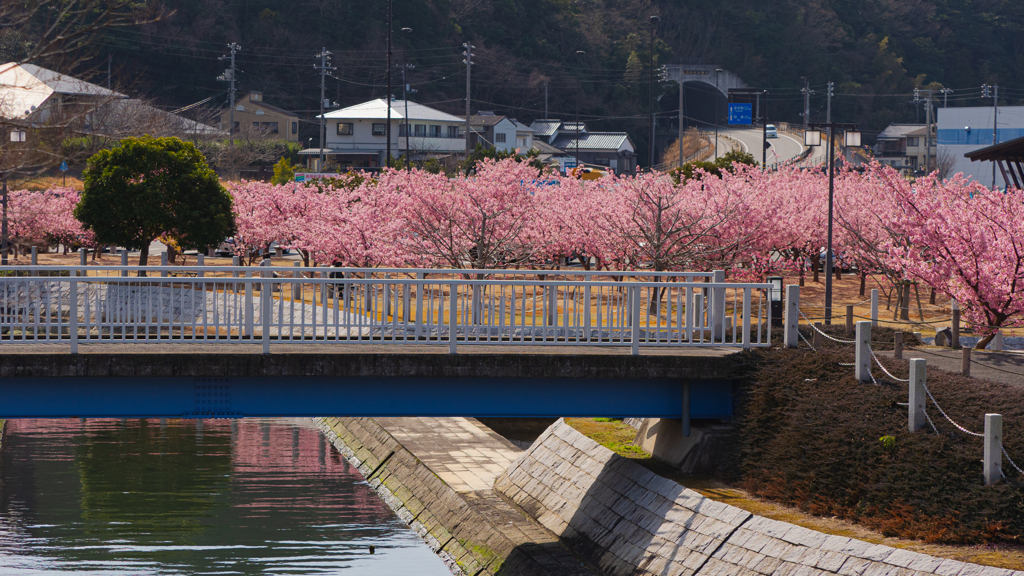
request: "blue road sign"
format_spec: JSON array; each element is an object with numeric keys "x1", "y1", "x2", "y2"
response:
[
  {"x1": 728, "y1": 103, "x2": 752, "y2": 125},
  {"x1": 59, "y1": 161, "x2": 68, "y2": 172}
]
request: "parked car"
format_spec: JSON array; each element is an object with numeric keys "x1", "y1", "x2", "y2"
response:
[
  {"x1": 765, "y1": 124, "x2": 778, "y2": 138},
  {"x1": 215, "y1": 238, "x2": 236, "y2": 257}
]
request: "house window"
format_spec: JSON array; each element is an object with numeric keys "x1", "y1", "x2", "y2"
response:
[
  {"x1": 448, "y1": 126, "x2": 459, "y2": 138},
  {"x1": 907, "y1": 137, "x2": 919, "y2": 146},
  {"x1": 495, "y1": 133, "x2": 506, "y2": 143},
  {"x1": 252, "y1": 121, "x2": 260, "y2": 131},
  {"x1": 595, "y1": 157, "x2": 610, "y2": 166},
  {"x1": 430, "y1": 125, "x2": 441, "y2": 137},
  {"x1": 337, "y1": 123, "x2": 354, "y2": 136},
  {"x1": 291, "y1": 121, "x2": 297, "y2": 134},
  {"x1": 261, "y1": 122, "x2": 279, "y2": 134},
  {"x1": 372, "y1": 123, "x2": 387, "y2": 136},
  {"x1": 415, "y1": 124, "x2": 426, "y2": 137},
  {"x1": 399, "y1": 124, "x2": 409, "y2": 137}
]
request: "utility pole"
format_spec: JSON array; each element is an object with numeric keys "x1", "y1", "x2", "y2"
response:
[
  {"x1": 714, "y1": 69, "x2": 723, "y2": 160},
  {"x1": 924, "y1": 89, "x2": 933, "y2": 174},
  {"x1": 982, "y1": 84, "x2": 999, "y2": 189},
  {"x1": 826, "y1": 81, "x2": 833, "y2": 123},
  {"x1": 678, "y1": 76, "x2": 684, "y2": 169},
  {"x1": 315, "y1": 48, "x2": 335, "y2": 171},
  {"x1": 940, "y1": 87, "x2": 952, "y2": 108},
  {"x1": 401, "y1": 27, "x2": 414, "y2": 171},
  {"x1": 544, "y1": 80, "x2": 548, "y2": 120},
  {"x1": 107, "y1": 54, "x2": 112, "y2": 90},
  {"x1": 648, "y1": 15, "x2": 660, "y2": 170},
  {"x1": 761, "y1": 90, "x2": 768, "y2": 170},
  {"x1": 217, "y1": 43, "x2": 241, "y2": 143},
  {"x1": 386, "y1": 0, "x2": 393, "y2": 167},
  {"x1": 800, "y1": 77, "x2": 814, "y2": 132},
  {"x1": 463, "y1": 43, "x2": 473, "y2": 156}
]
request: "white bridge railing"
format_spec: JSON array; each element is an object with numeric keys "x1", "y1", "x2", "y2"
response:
[{"x1": 0, "y1": 266, "x2": 773, "y2": 354}]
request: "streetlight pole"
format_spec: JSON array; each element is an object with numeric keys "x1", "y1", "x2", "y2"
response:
[
  {"x1": 648, "y1": 15, "x2": 660, "y2": 170},
  {"x1": 806, "y1": 121, "x2": 860, "y2": 325},
  {"x1": 714, "y1": 68, "x2": 723, "y2": 160},
  {"x1": 402, "y1": 27, "x2": 413, "y2": 171},
  {"x1": 761, "y1": 90, "x2": 768, "y2": 170}
]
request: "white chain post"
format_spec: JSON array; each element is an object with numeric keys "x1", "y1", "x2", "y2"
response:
[
  {"x1": 871, "y1": 288, "x2": 879, "y2": 327},
  {"x1": 855, "y1": 321, "x2": 872, "y2": 383},
  {"x1": 784, "y1": 285, "x2": 800, "y2": 348},
  {"x1": 909, "y1": 358, "x2": 926, "y2": 431},
  {"x1": 712, "y1": 270, "x2": 726, "y2": 342},
  {"x1": 984, "y1": 414, "x2": 1003, "y2": 486},
  {"x1": 196, "y1": 254, "x2": 205, "y2": 278},
  {"x1": 993, "y1": 330, "x2": 1004, "y2": 352}
]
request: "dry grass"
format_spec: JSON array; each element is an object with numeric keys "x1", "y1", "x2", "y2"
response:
[
  {"x1": 11, "y1": 175, "x2": 84, "y2": 191},
  {"x1": 565, "y1": 417, "x2": 1024, "y2": 570}
]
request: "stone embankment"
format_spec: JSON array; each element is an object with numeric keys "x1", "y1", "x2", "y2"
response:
[
  {"x1": 496, "y1": 419, "x2": 1021, "y2": 576},
  {"x1": 316, "y1": 415, "x2": 1019, "y2": 576}
]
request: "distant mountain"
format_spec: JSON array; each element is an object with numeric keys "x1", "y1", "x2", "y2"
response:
[{"x1": 6, "y1": 0, "x2": 1022, "y2": 165}]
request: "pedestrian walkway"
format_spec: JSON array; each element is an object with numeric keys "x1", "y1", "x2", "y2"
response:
[
  {"x1": 878, "y1": 347, "x2": 1024, "y2": 387},
  {"x1": 376, "y1": 417, "x2": 522, "y2": 492}
]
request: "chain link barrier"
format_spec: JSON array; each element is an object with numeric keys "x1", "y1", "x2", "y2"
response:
[
  {"x1": 870, "y1": 349, "x2": 911, "y2": 383},
  {"x1": 1003, "y1": 446, "x2": 1024, "y2": 475},
  {"x1": 800, "y1": 310, "x2": 857, "y2": 343}
]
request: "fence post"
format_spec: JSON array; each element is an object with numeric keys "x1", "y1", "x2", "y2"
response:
[
  {"x1": 244, "y1": 270, "x2": 254, "y2": 338},
  {"x1": 855, "y1": 321, "x2": 872, "y2": 383},
  {"x1": 962, "y1": 347, "x2": 971, "y2": 377},
  {"x1": 909, "y1": 358, "x2": 926, "y2": 431},
  {"x1": 712, "y1": 270, "x2": 726, "y2": 342},
  {"x1": 383, "y1": 274, "x2": 392, "y2": 320},
  {"x1": 691, "y1": 292, "x2": 704, "y2": 338},
  {"x1": 846, "y1": 305, "x2": 854, "y2": 334},
  {"x1": 742, "y1": 288, "x2": 752, "y2": 349},
  {"x1": 30, "y1": 246, "x2": 37, "y2": 266},
  {"x1": 984, "y1": 413, "x2": 1003, "y2": 486},
  {"x1": 784, "y1": 285, "x2": 799, "y2": 348},
  {"x1": 894, "y1": 331, "x2": 903, "y2": 360},
  {"x1": 951, "y1": 300, "x2": 961, "y2": 349},
  {"x1": 197, "y1": 254, "x2": 205, "y2": 278},
  {"x1": 80, "y1": 249, "x2": 87, "y2": 267},
  {"x1": 121, "y1": 249, "x2": 128, "y2": 277},
  {"x1": 583, "y1": 282, "x2": 592, "y2": 341},
  {"x1": 993, "y1": 330, "x2": 1004, "y2": 352},
  {"x1": 261, "y1": 265, "x2": 271, "y2": 354},
  {"x1": 631, "y1": 285, "x2": 641, "y2": 356},
  {"x1": 813, "y1": 322, "x2": 823, "y2": 349},
  {"x1": 292, "y1": 262, "x2": 301, "y2": 301},
  {"x1": 69, "y1": 269, "x2": 78, "y2": 354},
  {"x1": 871, "y1": 289, "x2": 879, "y2": 327},
  {"x1": 448, "y1": 282, "x2": 457, "y2": 354},
  {"x1": 402, "y1": 274, "x2": 411, "y2": 324},
  {"x1": 416, "y1": 272, "x2": 425, "y2": 338},
  {"x1": 160, "y1": 251, "x2": 167, "y2": 277}
]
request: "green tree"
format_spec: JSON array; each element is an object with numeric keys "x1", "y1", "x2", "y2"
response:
[
  {"x1": 270, "y1": 156, "x2": 296, "y2": 184},
  {"x1": 75, "y1": 136, "x2": 236, "y2": 267},
  {"x1": 671, "y1": 149, "x2": 757, "y2": 184}
]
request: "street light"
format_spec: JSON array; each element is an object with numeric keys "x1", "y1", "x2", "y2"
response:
[
  {"x1": 385, "y1": 0, "x2": 393, "y2": 167},
  {"x1": 714, "y1": 69, "x2": 723, "y2": 160},
  {"x1": 804, "y1": 121, "x2": 861, "y2": 325},
  {"x1": 768, "y1": 276, "x2": 784, "y2": 326},
  {"x1": 649, "y1": 15, "x2": 660, "y2": 170},
  {"x1": 402, "y1": 27, "x2": 413, "y2": 171}
]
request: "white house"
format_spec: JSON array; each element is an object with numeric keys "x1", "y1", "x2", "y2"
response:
[
  {"x1": 305, "y1": 98, "x2": 466, "y2": 171},
  {"x1": 937, "y1": 105, "x2": 1024, "y2": 188},
  {"x1": 532, "y1": 119, "x2": 636, "y2": 174}
]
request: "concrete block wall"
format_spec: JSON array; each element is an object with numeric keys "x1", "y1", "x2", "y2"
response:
[
  {"x1": 313, "y1": 417, "x2": 594, "y2": 576},
  {"x1": 494, "y1": 419, "x2": 1021, "y2": 576}
]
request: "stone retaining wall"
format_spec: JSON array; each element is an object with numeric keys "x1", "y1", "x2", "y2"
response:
[
  {"x1": 313, "y1": 416, "x2": 594, "y2": 576},
  {"x1": 495, "y1": 419, "x2": 1021, "y2": 576}
]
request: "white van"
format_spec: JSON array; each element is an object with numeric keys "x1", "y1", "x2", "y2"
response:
[{"x1": 766, "y1": 124, "x2": 778, "y2": 138}]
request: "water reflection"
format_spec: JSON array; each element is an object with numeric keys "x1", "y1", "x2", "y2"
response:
[{"x1": 0, "y1": 418, "x2": 451, "y2": 575}]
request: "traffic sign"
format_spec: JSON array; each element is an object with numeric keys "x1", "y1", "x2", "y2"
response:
[
  {"x1": 59, "y1": 161, "x2": 68, "y2": 172},
  {"x1": 728, "y1": 103, "x2": 752, "y2": 125}
]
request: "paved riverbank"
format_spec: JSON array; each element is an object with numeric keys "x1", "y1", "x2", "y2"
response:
[{"x1": 878, "y1": 347, "x2": 1024, "y2": 388}]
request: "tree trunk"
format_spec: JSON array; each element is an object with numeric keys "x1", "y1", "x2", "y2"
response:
[
  {"x1": 930, "y1": 287, "x2": 936, "y2": 305},
  {"x1": 859, "y1": 271, "x2": 866, "y2": 296},
  {"x1": 138, "y1": 243, "x2": 150, "y2": 276},
  {"x1": 975, "y1": 333, "x2": 996, "y2": 350},
  {"x1": 811, "y1": 254, "x2": 820, "y2": 283},
  {"x1": 835, "y1": 265, "x2": 842, "y2": 281}
]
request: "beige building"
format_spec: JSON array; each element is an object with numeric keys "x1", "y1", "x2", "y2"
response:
[{"x1": 217, "y1": 91, "x2": 299, "y2": 142}]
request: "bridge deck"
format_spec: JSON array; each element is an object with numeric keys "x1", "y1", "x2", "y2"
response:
[{"x1": 0, "y1": 345, "x2": 740, "y2": 419}]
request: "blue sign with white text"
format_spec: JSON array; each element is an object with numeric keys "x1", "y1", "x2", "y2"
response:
[{"x1": 728, "y1": 103, "x2": 752, "y2": 125}]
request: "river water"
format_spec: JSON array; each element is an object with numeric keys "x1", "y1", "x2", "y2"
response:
[{"x1": 0, "y1": 418, "x2": 452, "y2": 575}]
